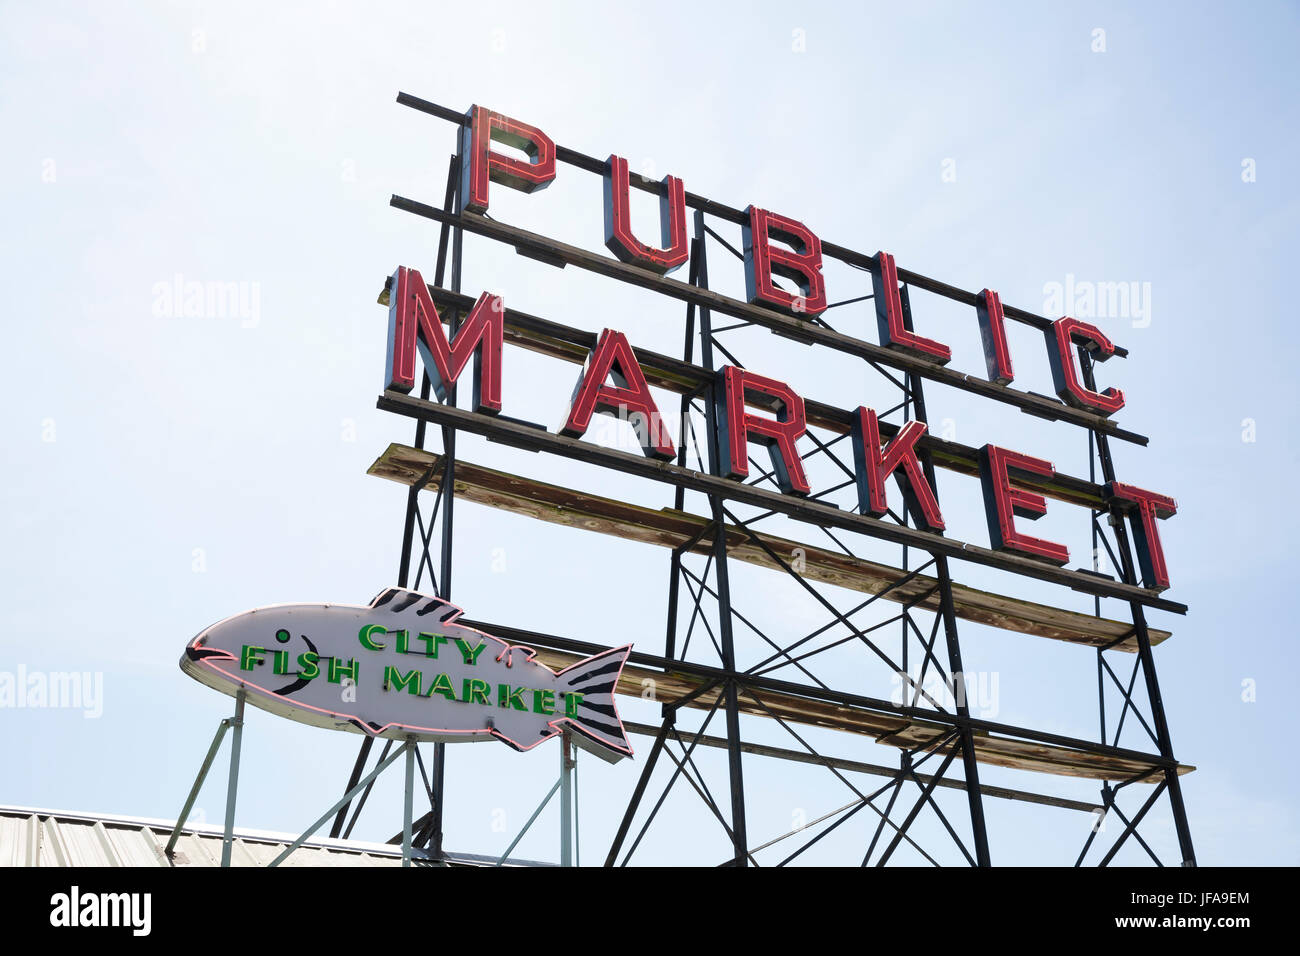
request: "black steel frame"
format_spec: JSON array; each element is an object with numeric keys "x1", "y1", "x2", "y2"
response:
[{"x1": 332, "y1": 92, "x2": 1195, "y2": 867}]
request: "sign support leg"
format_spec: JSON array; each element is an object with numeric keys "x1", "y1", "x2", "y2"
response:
[
  {"x1": 164, "y1": 712, "x2": 233, "y2": 861},
  {"x1": 495, "y1": 777, "x2": 562, "y2": 866},
  {"x1": 402, "y1": 735, "x2": 416, "y2": 868},
  {"x1": 1080, "y1": 352, "x2": 1196, "y2": 867},
  {"x1": 898, "y1": 287, "x2": 992, "y2": 866},
  {"x1": 693, "y1": 211, "x2": 749, "y2": 866},
  {"x1": 220, "y1": 689, "x2": 246, "y2": 868},
  {"x1": 560, "y1": 731, "x2": 574, "y2": 866},
  {"x1": 268, "y1": 738, "x2": 411, "y2": 867}
]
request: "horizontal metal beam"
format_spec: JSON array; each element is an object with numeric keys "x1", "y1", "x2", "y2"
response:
[
  {"x1": 382, "y1": 282, "x2": 1112, "y2": 511},
  {"x1": 391, "y1": 195, "x2": 1148, "y2": 446},
  {"x1": 370, "y1": 443, "x2": 1167, "y2": 651},
  {"x1": 623, "y1": 721, "x2": 1102, "y2": 813},
  {"x1": 463, "y1": 616, "x2": 1192, "y2": 781},
  {"x1": 376, "y1": 390, "x2": 1186, "y2": 615}
]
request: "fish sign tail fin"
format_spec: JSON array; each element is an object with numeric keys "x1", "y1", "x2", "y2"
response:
[{"x1": 557, "y1": 645, "x2": 634, "y2": 763}]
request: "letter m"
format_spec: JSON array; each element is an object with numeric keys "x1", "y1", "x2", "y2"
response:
[{"x1": 385, "y1": 266, "x2": 503, "y2": 414}]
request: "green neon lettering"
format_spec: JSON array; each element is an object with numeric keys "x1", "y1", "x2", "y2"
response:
[
  {"x1": 297, "y1": 652, "x2": 320, "y2": 679},
  {"x1": 498, "y1": 684, "x2": 528, "y2": 711},
  {"x1": 533, "y1": 689, "x2": 555, "y2": 715},
  {"x1": 463, "y1": 678, "x2": 491, "y2": 705},
  {"x1": 426, "y1": 672, "x2": 457, "y2": 701},
  {"x1": 272, "y1": 650, "x2": 291, "y2": 675},
  {"x1": 394, "y1": 629, "x2": 411, "y2": 654},
  {"x1": 328, "y1": 657, "x2": 359, "y2": 683},
  {"x1": 564, "y1": 692, "x2": 585, "y2": 718},
  {"x1": 384, "y1": 666, "x2": 422, "y2": 695},
  {"x1": 415, "y1": 633, "x2": 446, "y2": 658},
  {"x1": 358, "y1": 624, "x2": 387, "y2": 651},
  {"x1": 454, "y1": 638, "x2": 487, "y2": 665},
  {"x1": 240, "y1": 645, "x2": 265, "y2": 670}
]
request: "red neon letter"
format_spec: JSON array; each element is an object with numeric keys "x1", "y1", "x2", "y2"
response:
[
  {"x1": 716, "y1": 366, "x2": 811, "y2": 495},
  {"x1": 459, "y1": 105, "x2": 556, "y2": 215},
  {"x1": 873, "y1": 252, "x2": 951, "y2": 364},
  {"x1": 560, "y1": 329, "x2": 675, "y2": 460},
  {"x1": 976, "y1": 289, "x2": 1014, "y2": 385},
  {"x1": 850, "y1": 408, "x2": 945, "y2": 531},
  {"x1": 1046, "y1": 317, "x2": 1125, "y2": 416},
  {"x1": 977, "y1": 444, "x2": 1069, "y2": 565},
  {"x1": 603, "y1": 155, "x2": 688, "y2": 275},
  {"x1": 1106, "y1": 481, "x2": 1177, "y2": 591},
  {"x1": 742, "y1": 207, "x2": 827, "y2": 316},
  {"x1": 385, "y1": 266, "x2": 503, "y2": 414}
]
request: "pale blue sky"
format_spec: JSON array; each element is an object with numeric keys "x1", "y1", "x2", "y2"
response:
[{"x1": 1, "y1": 0, "x2": 1297, "y2": 865}]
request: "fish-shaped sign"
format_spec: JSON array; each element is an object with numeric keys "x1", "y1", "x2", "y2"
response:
[{"x1": 180, "y1": 587, "x2": 634, "y2": 762}]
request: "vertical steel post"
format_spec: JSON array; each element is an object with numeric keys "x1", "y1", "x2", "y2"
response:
[
  {"x1": 402, "y1": 735, "x2": 416, "y2": 868},
  {"x1": 337, "y1": 157, "x2": 463, "y2": 844},
  {"x1": 694, "y1": 210, "x2": 748, "y2": 865},
  {"x1": 398, "y1": 155, "x2": 459, "y2": 589},
  {"x1": 664, "y1": 244, "x2": 701, "y2": 663},
  {"x1": 897, "y1": 286, "x2": 991, "y2": 866},
  {"x1": 560, "y1": 732, "x2": 574, "y2": 866},
  {"x1": 930, "y1": 556, "x2": 991, "y2": 866},
  {"x1": 1080, "y1": 351, "x2": 1196, "y2": 867},
  {"x1": 426, "y1": 147, "x2": 466, "y2": 860},
  {"x1": 220, "y1": 689, "x2": 245, "y2": 868}
]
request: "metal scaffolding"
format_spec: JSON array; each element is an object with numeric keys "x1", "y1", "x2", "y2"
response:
[{"x1": 334, "y1": 91, "x2": 1195, "y2": 867}]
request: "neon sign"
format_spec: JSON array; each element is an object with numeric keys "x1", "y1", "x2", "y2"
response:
[
  {"x1": 374, "y1": 104, "x2": 1182, "y2": 594},
  {"x1": 180, "y1": 587, "x2": 634, "y2": 761},
  {"x1": 384, "y1": 248, "x2": 1177, "y2": 591}
]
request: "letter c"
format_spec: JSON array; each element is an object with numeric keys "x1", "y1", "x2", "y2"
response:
[{"x1": 358, "y1": 624, "x2": 387, "y2": 651}]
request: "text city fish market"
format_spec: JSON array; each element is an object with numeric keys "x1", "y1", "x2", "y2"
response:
[
  {"x1": 383, "y1": 105, "x2": 1179, "y2": 593},
  {"x1": 237, "y1": 626, "x2": 584, "y2": 716}
]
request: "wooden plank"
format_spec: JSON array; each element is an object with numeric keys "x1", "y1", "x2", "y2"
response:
[
  {"x1": 369, "y1": 442, "x2": 1172, "y2": 651},
  {"x1": 379, "y1": 282, "x2": 1108, "y2": 510},
  {"x1": 375, "y1": 392, "x2": 1188, "y2": 615},
  {"x1": 510, "y1": 641, "x2": 1192, "y2": 783},
  {"x1": 391, "y1": 194, "x2": 1151, "y2": 446},
  {"x1": 465, "y1": 617, "x2": 1192, "y2": 782},
  {"x1": 621, "y1": 721, "x2": 1106, "y2": 813}
]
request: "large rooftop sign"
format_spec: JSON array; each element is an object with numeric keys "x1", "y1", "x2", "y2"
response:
[
  {"x1": 361, "y1": 93, "x2": 1197, "y2": 867},
  {"x1": 379, "y1": 102, "x2": 1181, "y2": 602},
  {"x1": 167, "y1": 93, "x2": 1195, "y2": 868}
]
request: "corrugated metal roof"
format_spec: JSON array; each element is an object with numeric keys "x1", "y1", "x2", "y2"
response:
[{"x1": 0, "y1": 804, "x2": 535, "y2": 867}]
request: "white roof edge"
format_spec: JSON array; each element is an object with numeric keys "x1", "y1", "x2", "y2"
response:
[
  {"x1": 0, "y1": 803, "x2": 409, "y2": 857},
  {"x1": 0, "y1": 804, "x2": 554, "y2": 866}
]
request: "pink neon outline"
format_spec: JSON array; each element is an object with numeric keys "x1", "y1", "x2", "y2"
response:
[{"x1": 185, "y1": 589, "x2": 635, "y2": 757}]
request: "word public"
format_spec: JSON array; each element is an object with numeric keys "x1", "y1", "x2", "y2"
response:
[{"x1": 384, "y1": 106, "x2": 1178, "y2": 592}]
